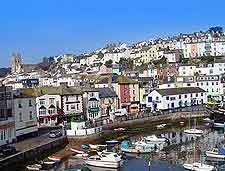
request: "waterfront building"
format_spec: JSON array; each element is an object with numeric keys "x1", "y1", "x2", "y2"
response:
[
  {"x1": 13, "y1": 92, "x2": 38, "y2": 138},
  {"x1": 0, "y1": 86, "x2": 16, "y2": 147},
  {"x1": 146, "y1": 87, "x2": 207, "y2": 111},
  {"x1": 82, "y1": 89, "x2": 101, "y2": 121},
  {"x1": 97, "y1": 88, "x2": 118, "y2": 117},
  {"x1": 112, "y1": 75, "x2": 140, "y2": 113}
]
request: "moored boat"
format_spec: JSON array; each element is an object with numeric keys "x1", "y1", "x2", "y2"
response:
[
  {"x1": 206, "y1": 148, "x2": 225, "y2": 159},
  {"x1": 26, "y1": 164, "x2": 42, "y2": 171},
  {"x1": 213, "y1": 122, "x2": 224, "y2": 128},
  {"x1": 183, "y1": 162, "x2": 216, "y2": 171},
  {"x1": 106, "y1": 140, "x2": 119, "y2": 145},
  {"x1": 184, "y1": 129, "x2": 203, "y2": 135},
  {"x1": 144, "y1": 135, "x2": 167, "y2": 144},
  {"x1": 70, "y1": 147, "x2": 86, "y2": 154},
  {"x1": 48, "y1": 155, "x2": 62, "y2": 162},
  {"x1": 84, "y1": 152, "x2": 123, "y2": 168},
  {"x1": 156, "y1": 124, "x2": 167, "y2": 129},
  {"x1": 89, "y1": 144, "x2": 107, "y2": 150},
  {"x1": 120, "y1": 140, "x2": 155, "y2": 154}
]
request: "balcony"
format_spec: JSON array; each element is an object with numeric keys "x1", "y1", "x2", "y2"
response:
[{"x1": 88, "y1": 107, "x2": 100, "y2": 113}]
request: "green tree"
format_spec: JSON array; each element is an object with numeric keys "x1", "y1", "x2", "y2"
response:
[{"x1": 105, "y1": 59, "x2": 113, "y2": 65}]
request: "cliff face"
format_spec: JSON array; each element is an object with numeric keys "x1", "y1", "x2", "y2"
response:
[{"x1": 0, "y1": 68, "x2": 10, "y2": 77}]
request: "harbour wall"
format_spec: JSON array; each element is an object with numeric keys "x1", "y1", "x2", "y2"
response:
[
  {"x1": 103, "y1": 110, "x2": 209, "y2": 130},
  {"x1": 0, "y1": 136, "x2": 68, "y2": 170}
]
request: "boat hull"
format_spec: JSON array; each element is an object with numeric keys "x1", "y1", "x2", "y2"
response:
[
  {"x1": 213, "y1": 123, "x2": 224, "y2": 128},
  {"x1": 206, "y1": 151, "x2": 225, "y2": 159},
  {"x1": 85, "y1": 160, "x2": 122, "y2": 168},
  {"x1": 120, "y1": 147, "x2": 154, "y2": 154}
]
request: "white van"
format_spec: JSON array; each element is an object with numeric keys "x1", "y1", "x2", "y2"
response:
[{"x1": 114, "y1": 108, "x2": 128, "y2": 117}]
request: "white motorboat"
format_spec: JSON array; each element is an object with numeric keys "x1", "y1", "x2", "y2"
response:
[
  {"x1": 206, "y1": 148, "x2": 225, "y2": 159},
  {"x1": 89, "y1": 144, "x2": 107, "y2": 150},
  {"x1": 85, "y1": 152, "x2": 123, "y2": 168},
  {"x1": 26, "y1": 164, "x2": 42, "y2": 171},
  {"x1": 120, "y1": 140, "x2": 156, "y2": 154},
  {"x1": 144, "y1": 135, "x2": 167, "y2": 144},
  {"x1": 183, "y1": 162, "x2": 215, "y2": 171},
  {"x1": 184, "y1": 129, "x2": 203, "y2": 135}
]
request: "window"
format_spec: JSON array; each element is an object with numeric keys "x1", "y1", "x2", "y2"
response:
[
  {"x1": 71, "y1": 105, "x2": 76, "y2": 110},
  {"x1": 76, "y1": 95, "x2": 79, "y2": 101},
  {"x1": 191, "y1": 94, "x2": 192, "y2": 97},
  {"x1": 201, "y1": 82, "x2": 203, "y2": 86},
  {"x1": 206, "y1": 82, "x2": 209, "y2": 86},
  {"x1": 170, "y1": 97, "x2": 175, "y2": 100},
  {"x1": 184, "y1": 95, "x2": 187, "y2": 98},
  {"x1": 66, "y1": 97, "x2": 69, "y2": 101},
  {"x1": 48, "y1": 108, "x2": 55, "y2": 114},
  {"x1": 201, "y1": 93, "x2": 203, "y2": 96},
  {"x1": 66, "y1": 105, "x2": 69, "y2": 111},
  {"x1": 156, "y1": 97, "x2": 159, "y2": 101},
  {"x1": 212, "y1": 82, "x2": 214, "y2": 86},
  {"x1": 166, "y1": 96, "x2": 169, "y2": 100},
  {"x1": 197, "y1": 83, "x2": 199, "y2": 86},
  {"x1": 29, "y1": 111, "x2": 33, "y2": 120},
  {"x1": 18, "y1": 102, "x2": 22, "y2": 108},
  {"x1": 187, "y1": 83, "x2": 191, "y2": 86},
  {"x1": 216, "y1": 82, "x2": 218, "y2": 85},
  {"x1": 40, "y1": 99, "x2": 45, "y2": 105},
  {"x1": 148, "y1": 97, "x2": 152, "y2": 102},
  {"x1": 179, "y1": 95, "x2": 181, "y2": 99},
  {"x1": 196, "y1": 93, "x2": 198, "y2": 97},
  {"x1": 49, "y1": 98, "x2": 55, "y2": 104},
  {"x1": 19, "y1": 112, "x2": 22, "y2": 122},
  {"x1": 39, "y1": 108, "x2": 46, "y2": 115},
  {"x1": 212, "y1": 89, "x2": 214, "y2": 92},
  {"x1": 29, "y1": 100, "x2": 32, "y2": 107},
  {"x1": 77, "y1": 104, "x2": 79, "y2": 110}
]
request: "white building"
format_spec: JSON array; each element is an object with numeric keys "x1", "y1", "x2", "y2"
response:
[
  {"x1": 178, "y1": 65, "x2": 197, "y2": 76},
  {"x1": 13, "y1": 94, "x2": 38, "y2": 137},
  {"x1": 36, "y1": 94, "x2": 62, "y2": 126},
  {"x1": 146, "y1": 87, "x2": 207, "y2": 111},
  {"x1": 196, "y1": 75, "x2": 223, "y2": 100},
  {"x1": 0, "y1": 86, "x2": 16, "y2": 147}
]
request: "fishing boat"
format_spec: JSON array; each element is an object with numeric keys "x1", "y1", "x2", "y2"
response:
[
  {"x1": 144, "y1": 135, "x2": 167, "y2": 144},
  {"x1": 89, "y1": 144, "x2": 107, "y2": 150},
  {"x1": 105, "y1": 140, "x2": 119, "y2": 145},
  {"x1": 84, "y1": 152, "x2": 123, "y2": 168},
  {"x1": 70, "y1": 147, "x2": 86, "y2": 154},
  {"x1": 206, "y1": 148, "x2": 225, "y2": 159},
  {"x1": 183, "y1": 162, "x2": 216, "y2": 171},
  {"x1": 120, "y1": 140, "x2": 155, "y2": 154},
  {"x1": 48, "y1": 155, "x2": 62, "y2": 162},
  {"x1": 26, "y1": 164, "x2": 42, "y2": 171}
]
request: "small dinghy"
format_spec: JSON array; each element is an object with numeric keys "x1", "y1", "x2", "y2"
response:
[
  {"x1": 26, "y1": 164, "x2": 42, "y2": 171},
  {"x1": 48, "y1": 155, "x2": 62, "y2": 162},
  {"x1": 70, "y1": 147, "x2": 86, "y2": 154},
  {"x1": 89, "y1": 144, "x2": 107, "y2": 150}
]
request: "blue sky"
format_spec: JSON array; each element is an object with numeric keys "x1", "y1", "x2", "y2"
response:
[{"x1": 0, "y1": 0, "x2": 224, "y2": 67}]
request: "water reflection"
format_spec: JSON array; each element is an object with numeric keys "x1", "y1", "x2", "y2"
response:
[{"x1": 57, "y1": 126, "x2": 225, "y2": 171}]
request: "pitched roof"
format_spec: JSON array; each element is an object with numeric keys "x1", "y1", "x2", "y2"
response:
[
  {"x1": 156, "y1": 87, "x2": 206, "y2": 96},
  {"x1": 113, "y1": 75, "x2": 137, "y2": 84},
  {"x1": 96, "y1": 88, "x2": 118, "y2": 98}
]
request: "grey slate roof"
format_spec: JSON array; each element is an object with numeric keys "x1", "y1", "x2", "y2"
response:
[
  {"x1": 156, "y1": 87, "x2": 206, "y2": 96},
  {"x1": 96, "y1": 88, "x2": 118, "y2": 98}
]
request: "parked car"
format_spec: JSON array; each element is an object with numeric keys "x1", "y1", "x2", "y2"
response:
[
  {"x1": 114, "y1": 108, "x2": 128, "y2": 117},
  {"x1": 0, "y1": 145, "x2": 17, "y2": 157},
  {"x1": 49, "y1": 130, "x2": 62, "y2": 138}
]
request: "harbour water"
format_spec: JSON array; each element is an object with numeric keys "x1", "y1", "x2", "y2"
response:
[{"x1": 51, "y1": 122, "x2": 225, "y2": 171}]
